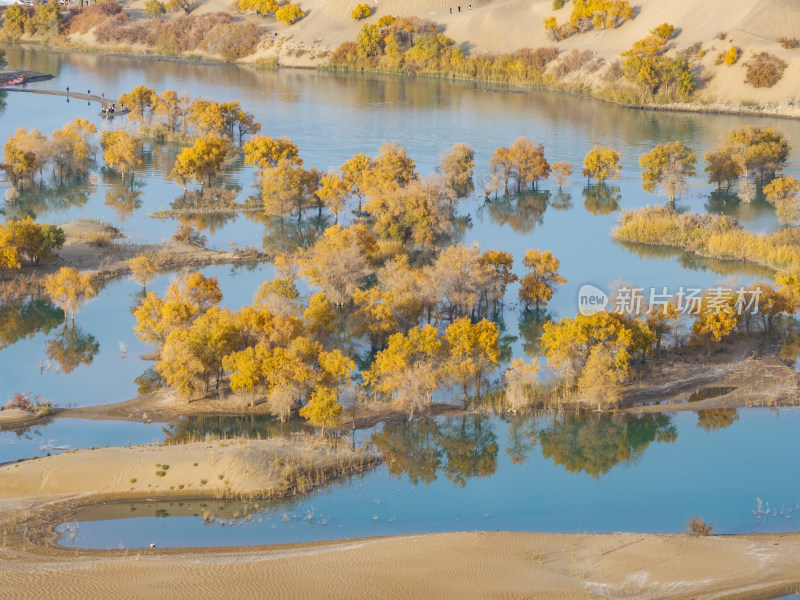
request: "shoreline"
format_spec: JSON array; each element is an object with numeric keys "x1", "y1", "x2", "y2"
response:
[
  {"x1": 2, "y1": 341, "x2": 796, "y2": 431},
  {"x1": 6, "y1": 41, "x2": 800, "y2": 121}
]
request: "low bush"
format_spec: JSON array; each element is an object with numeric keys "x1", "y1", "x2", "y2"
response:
[
  {"x1": 715, "y1": 46, "x2": 740, "y2": 66},
  {"x1": 744, "y1": 52, "x2": 788, "y2": 88},
  {"x1": 613, "y1": 206, "x2": 800, "y2": 272},
  {"x1": 351, "y1": 3, "x2": 371, "y2": 20},
  {"x1": 687, "y1": 515, "x2": 713, "y2": 536},
  {"x1": 778, "y1": 37, "x2": 800, "y2": 50},
  {"x1": 553, "y1": 49, "x2": 593, "y2": 77},
  {"x1": 172, "y1": 223, "x2": 208, "y2": 247}
]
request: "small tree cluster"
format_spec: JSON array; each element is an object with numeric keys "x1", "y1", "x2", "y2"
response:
[
  {"x1": 543, "y1": 0, "x2": 633, "y2": 41},
  {"x1": 2, "y1": 119, "x2": 97, "y2": 188},
  {"x1": 620, "y1": 24, "x2": 695, "y2": 100},
  {"x1": 351, "y1": 3, "x2": 372, "y2": 20},
  {"x1": 704, "y1": 125, "x2": 789, "y2": 189},
  {"x1": 119, "y1": 86, "x2": 260, "y2": 140},
  {"x1": 0, "y1": 218, "x2": 65, "y2": 270},
  {"x1": 490, "y1": 137, "x2": 550, "y2": 193}
]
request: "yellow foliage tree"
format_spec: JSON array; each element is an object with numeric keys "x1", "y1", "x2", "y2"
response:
[
  {"x1": 363, "y1": 324, "x2": 442, "y2": 418},
  {"x1": 444, "y1": 317, "x2": 500, "y2": 404},
  {"x1": 583, "y1": 146, "x2": 621, "y2": 183},
  {"x1": 119, "y1": 85, "x2": 157, "y2": 124},
  {"x1": 275, "y1": 3, "x2": 304, "y2": 24},
  {"x1": 101, "y1": 130, "x2": 143, "y2": 183},
  {"x1": 351, "y1": 3, "x2": 371, "y2": 19},
  {"x1": 128, "y1": 255, "x2": 159, "y2": 290},
  {"x1": 42, "y1": 267, "x2": 98, "y2": 324},
  {"x1": 519, "y1": 249, "x2": 566, "y2": 310},
  {"x1": 764, "y1": 176, "x2": 800, "y2": 226},
  {"x1": 170, "y1": 134, "x2": 231, "y2": 189},
  {"x1": 638, "y1": 141, "x2": 696, "y2": 208},
  {"x1": 299, "y1": 386, "x2": 341, "y2": 434}
]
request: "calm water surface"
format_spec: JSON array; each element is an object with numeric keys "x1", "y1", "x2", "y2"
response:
[{"x1": 57, "y1": 409, "x2": 800, "y2": 548}]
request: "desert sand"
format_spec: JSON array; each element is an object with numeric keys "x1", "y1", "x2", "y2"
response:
[
  {"x1": 1, "y1": 440, "x2": 800, "y2": 599},
  {"x1": 2, "y1": 528, "x2": 800, "y2": 599}
]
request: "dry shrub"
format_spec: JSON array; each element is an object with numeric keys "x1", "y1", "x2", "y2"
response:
[
  {"x1": 585, "y1": 56, "x2": 605, "y2": 73},
  {"x1": 678, "y1": 41, "x2": 702, "y2": 60},
  {"x1": 64, "y1": 1, "x2": 122, "y2": 34},
  {"x1": 778, "y1": 37, "x2": 800, "y2": 50},
  {"x1": 95, "y1": 13, "x2": 148, "y2": 45},
  {"x1": 172, "y1": 223, "x2": 207, "y2": 247},
  {"x1": 554, "y1": 49, "x2": 593, "y2": 78},
  {"x1": 80, "y1": 231, "x2": 115, "y2": 248},
  {"x1": 512, "y1": 46, "x2": 559, "y2": 71},
  {"x1": 744, "y1": 52, "x2": 788, "y2": 88},
  {"x1": 330, "y1": 41, "x2": 359, "y2": 67},
  {"x1": 603, "y1": 59, "x2": 624, "y2": 81},
  {"x1": 95, "y1": 12, "x2": 261, "y2": 59},
  {"x1": 202, "y1": 21, "x2": 264, "y2": 62},
  {"x1": 714, "y1": 31, "x2": 727, "y2": 40},
  {"x1": 687, "y1": 515, "x2": 713, "y2": 536}
]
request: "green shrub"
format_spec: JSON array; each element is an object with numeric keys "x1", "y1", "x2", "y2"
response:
[{"x1": 552, "y1": 0, "x2": 564, "y2": 9}]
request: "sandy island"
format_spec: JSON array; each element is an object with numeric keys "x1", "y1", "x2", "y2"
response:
[{"x1": 0, "y1": 220, "x2": 269, "y2": 303}]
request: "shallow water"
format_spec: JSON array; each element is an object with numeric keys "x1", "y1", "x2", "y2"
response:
[
  {"x1": 58, "y1": 408, "x2": 800, "y2": 549},
  {"x1": 0, "y1": 418, "x2": 166, "y2": 464}
]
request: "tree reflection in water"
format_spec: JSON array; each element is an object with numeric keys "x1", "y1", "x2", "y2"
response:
[
  {"x1": 582, "y1": 183, "x2": 621, "y2": 215},
  {"x1": 370, "y1": 414, "x2": 499, "y2": 487},
  {"x1": 0, "y1": 300, "x2": 63, "y2": 350},
  {"x1": 44, "y1": 324, "x2": 100, "y2": 374},
  {"x1": 103, "y1": 177, "x2": 143, "y2": 222},
  {"x1": 4, "y1": 181, "x2": 93, "y2": 221},
  {"x1": 482, "y1": 190, "x2": 549, "y2": 234},
  {"x1": 538, "y1": 411, "x2": 677, "y2": 479},
  {"x1": 162, "y1": 414, "x2": 307, "y2": 444},
  {"x1": 695, "y1": 408, "x2": 739, "y2": 432}
]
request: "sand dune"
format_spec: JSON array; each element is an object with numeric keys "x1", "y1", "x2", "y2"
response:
[
  {"x1": 66, "y1": 0, "x2": 800, "y2": 105},
  {"x1": 262, "y1": 0, "x2": 800, "y2": 105},
  {"x1": 0, "y1": 438, "x2": 371, "y2": 499},
  {"x1": 2, "y1": 530, "x2": 800, "y2": 599}
]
